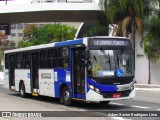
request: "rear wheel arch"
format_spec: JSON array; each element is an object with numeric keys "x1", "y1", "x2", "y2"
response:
[
  {"x1": 59, "y1": 83, "x2": 72, "y2": 105},
  {"x1": 19, "y1": 80, "x2": 27, "y2": 98}
]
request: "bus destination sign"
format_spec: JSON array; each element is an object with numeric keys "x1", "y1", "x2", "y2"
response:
[{"x1": 89, "y1": 39, "x2": 131, "y2": 47}]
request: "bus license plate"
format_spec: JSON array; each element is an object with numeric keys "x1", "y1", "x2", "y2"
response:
[{"x1": 113, "y1": 94, "x2": 121, "y2": 98}]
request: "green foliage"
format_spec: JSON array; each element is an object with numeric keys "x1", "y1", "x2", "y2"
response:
[
  {"x1": 104, "y1": 0, "x2": 144, "y2": 23},
  {"x1": 0, "y1": 32, "x2": 16, "y2": 70},
  {"x1": 23, "y1": 24, "x2": 37, "y2": 41},
  {"x1": 18, "y1": 24, "x2": 77, "y2": 48},
  {"x1": 102, "y1": 0, "x2": 145, "y2": 47},
  {"x1": 18, "y1": 40, "x2": 26, "y2": 48},
  {"x1": 143, "y1": 16, "x2": 160, "y2": 59},
  {"x1": 81, "y1": 19, "x2": 109, "y2": 37}
]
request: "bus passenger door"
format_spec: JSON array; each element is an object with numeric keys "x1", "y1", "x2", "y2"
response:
[
  {"x1": 9, "y1": 55, "x2": 16, "y2": 89},
  {"x1": 72, "y1": 47, "x2": 86, "y2": 99},
  {"x1": 31, "y1": 52, "x2": 39, "y2": 92}
]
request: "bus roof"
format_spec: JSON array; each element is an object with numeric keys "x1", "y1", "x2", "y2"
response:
[
  {"x1": 4, "y1": 38, "x2": 83, "y2": 54},
  {"x1": 54, "y1": 38, "x2": 83, "y2": 47},
  {"x1": 4, "y1": 36, "x2": 130, "y2": 54}
]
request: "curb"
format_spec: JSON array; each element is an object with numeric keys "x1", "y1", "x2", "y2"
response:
[
  {"x1": 135, "y1": 84, "x2": 160, "y2": 88},
  {"x1": 0, "y1": 117, "x2": 8, "y2": 120},
  {"x1": 135, "y1": 88, "x2": 160, "y2": 91}
]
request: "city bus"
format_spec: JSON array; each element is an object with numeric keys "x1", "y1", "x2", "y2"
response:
[{"x1": 4, "y1": 36, "x2": 135, "y2": 105}]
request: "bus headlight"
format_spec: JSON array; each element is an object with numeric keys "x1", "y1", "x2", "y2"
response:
[
  {"x1": 89, "y1": 84, "x2": 94, "y2": 90},
  {"x1": 89, "y1": 84, "x2": 100, "y2": 94}
]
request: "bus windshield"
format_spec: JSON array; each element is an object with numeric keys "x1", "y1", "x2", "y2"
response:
[{"x1": 88, "y1": 49, "x2": 134, "y2": 77}]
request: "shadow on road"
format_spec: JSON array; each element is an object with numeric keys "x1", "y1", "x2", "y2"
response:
[{"x1": 1, "y1": 86, "x2": 130, "y2": 111}]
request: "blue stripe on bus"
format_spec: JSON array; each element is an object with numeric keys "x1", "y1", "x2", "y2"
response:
[
  {"x1": 54, "y1": 69, "x2": 72, "y2": 98},
  {"x1": 54, "y1": 39, "x2": 83, "y2": 47},
  {"x1": 87, "y1": 78, "x2": 117, "y2": 92}
]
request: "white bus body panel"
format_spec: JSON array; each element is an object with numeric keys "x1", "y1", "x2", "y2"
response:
[
  {"x1": 15, "y1": 69, "x2": 31, "y2": 93},
  {"x1": 39, "y1": 69, "x2": 55, "y2": 97},
  {"x1": 4, "y1": 69, "x2": 9, "y2": 89}
]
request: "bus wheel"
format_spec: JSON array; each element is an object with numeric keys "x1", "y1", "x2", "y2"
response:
[
  {"x1": 62, "y1": 86, "x2": 72, "y2": 106},
  {"x1": 99, "y1": 101, "x2": 110, "y2": 105},
  {"x1": 19, "y1": 82, "x2": 27, "y2": 98}
]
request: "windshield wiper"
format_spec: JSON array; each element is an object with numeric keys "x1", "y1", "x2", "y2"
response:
[{"x1": 100, "y1": 48, "x2": 111, "y2": 70}]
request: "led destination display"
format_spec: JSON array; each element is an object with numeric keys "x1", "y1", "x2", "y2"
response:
[{"x1": 89, "y1": 39, "x2": 131, "y2": 47}]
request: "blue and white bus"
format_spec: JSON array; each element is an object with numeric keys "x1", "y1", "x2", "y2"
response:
[{"x1": 4, "y1": 36, "x2": 135, "y2": 105}]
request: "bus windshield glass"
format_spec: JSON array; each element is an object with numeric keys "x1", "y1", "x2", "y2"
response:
[{"x1": 88, "y1": 49, "x2": 134, "y2": 77}]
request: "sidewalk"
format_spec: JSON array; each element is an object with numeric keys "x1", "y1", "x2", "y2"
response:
[
  {"x1": 135, "y1": 84, "x2": 160, "y2": 91},
  {"x1": 0, "y1": 118, "x2": 7, "y2": 120},
  {"x1": 0, "y1": 72, "x2": 4, "y2": 86}
]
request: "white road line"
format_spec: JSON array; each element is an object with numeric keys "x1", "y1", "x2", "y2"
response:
[
  {"x1": 130, "y1": 105, "x2": 150, "y2": 109},
  {"x1": 110, "y1": 102, "x2": 125, "y2": 106}
]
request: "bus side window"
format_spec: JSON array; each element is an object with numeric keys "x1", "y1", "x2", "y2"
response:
[
  {"x1": 23, "y1": 52, "x2": 30, "y2": 69},
  {"x1": 48, "y1": 49, "x2": 57, "y2": 68},
  {"x1": 63, "y1": 58, "x2": 69, "y2": 69},
  {"x1": 16, "y1": 53, "x2": 23, "y2": 69},
  {"x1": 52, "y1": 59, "x2": 57, "y2": 68},
  {"x1": 40, "y1": 50, "x2": 47, "y2": 68},
  {"x1": 58, "y1": 47, "x2": 69, "y2": 69},
  {"x1": 5, "y1": 54, "x2": 9, "y2": 69}
]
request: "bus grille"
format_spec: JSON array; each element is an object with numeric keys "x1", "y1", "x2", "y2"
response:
[{"x1": 101, "y1": 90, "x2": 131, "y2": 98}]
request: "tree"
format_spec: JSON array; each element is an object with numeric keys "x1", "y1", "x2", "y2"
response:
[
  {"x1": 23, "y1": 24, "x2": 37, "y2": 41},
  {"x1": 142, "y1": 0, "x2": 160, "y2": 59},
  {"x1": 103, "y1": 0, "x2": 145, "y2": 47},
  {"x1": 0, "y1": 31, "x2": 15, "y2": 49},
  {"x1": 18, "y1": 24, "x2": 77, "y2": 48},
  {"x1": 143, "y1": 16, "x2": 160, "y2": 60},
  {"x1": 142, "y1": 0, "x2": 160, "y2": 84},
  {"x1": 79, "y1": 18, "x2": 109, "y2": 38},
  {"x1": 141, "y1": 0, "x2": 160, "y2": 84},
  {"x1": 0, "y1": 31, "x2": 15, "y2": 70}
]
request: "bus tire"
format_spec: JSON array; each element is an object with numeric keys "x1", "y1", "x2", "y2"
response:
[
  {"x1": 99, "y1": 101, "x2": 110, "y2": 105},
  {"x1": 19, "y1": 82, "x2": 27, "y2": 98},
  {"x1": 62, "y1": 86, "x2": 72, "y2": 106}
]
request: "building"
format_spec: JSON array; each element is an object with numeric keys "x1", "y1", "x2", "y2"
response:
[{"x1": 10, "y1": 0, "x2": 97, "y2": 46}]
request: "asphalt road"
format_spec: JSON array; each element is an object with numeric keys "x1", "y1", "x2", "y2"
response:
[{"x1": 0, "y1": 85, "x2": 160, "y2": 120}]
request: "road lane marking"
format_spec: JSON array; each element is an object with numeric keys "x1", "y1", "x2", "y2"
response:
[
  {"x1": 110, "y1": 102, "x2": 125, "y2": 106},
  {"x1": 130, "y1": 105, "x2": 150, "y2": 109}
]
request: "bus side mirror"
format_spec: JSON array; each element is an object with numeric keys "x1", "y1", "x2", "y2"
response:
[{"x1": 85, "y1": 50, "x2": 90, "y2": 60}]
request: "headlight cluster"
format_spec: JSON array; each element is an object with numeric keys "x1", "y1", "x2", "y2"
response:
[{"x1": 89, "y1": 84, "x2": 100, "y2": 94}]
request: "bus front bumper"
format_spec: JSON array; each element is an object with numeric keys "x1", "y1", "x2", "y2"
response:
[{"x1": 86, "y1": 89, "x2": 135, "y2": 102}]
